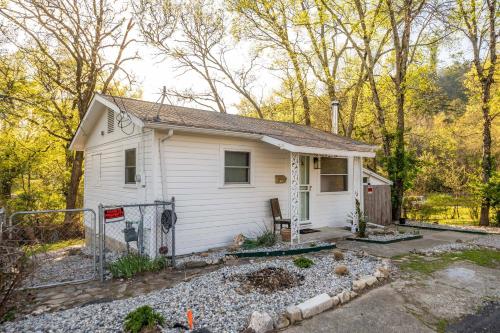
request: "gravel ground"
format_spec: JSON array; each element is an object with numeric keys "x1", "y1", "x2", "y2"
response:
[
  {"x1": 405, "y1": 221, "x2": 500, "y2": 234},
  {"x1": 175, "y1": 241, "x2": 333, "y2": 267},
  {"x1": 22, "y1": 246, "x2": 95, "y2": 288},
  {"x1": 3, "y1": 252, "x2": 381, "y2": 333},
  {"x1": 364, "y1": 233, "x2": 420, "y2": 242},
  {"x1": 415, "y1": 234, "x2": 500, "y2": 255}
]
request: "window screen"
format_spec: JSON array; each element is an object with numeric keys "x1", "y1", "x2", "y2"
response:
[
  {"x1": 125, "y1": 148, "x2": 136, "y2": 184},
  {"x1": 320, "y1": 157, "x2": 348, "y2": 192},
  {"x1": 224, "y1": 151, "x2": 250, "y2": 184}
]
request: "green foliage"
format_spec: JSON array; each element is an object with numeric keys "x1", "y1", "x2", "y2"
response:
[
  {"x1": 0, "y1": 308, "x2": 16, "y2": 324},
  {"x1": 108, "y1": 254, "x2": 166, "y2": 279},
  {"x1": 404, "y1": 194, "x2": 483, "y2": 224},
  {"x1": 241, "y1": 229, "x2": 277, "y2": 250},
  {"x1": 355, "y1": 199, "x2": 367, "y2": 238},
  {"x1": 123, "y1": 306, "x2": 164, "y2": 333},
  {"x1": 293, "y1": 256, "x2": 314, "y2": 269}
]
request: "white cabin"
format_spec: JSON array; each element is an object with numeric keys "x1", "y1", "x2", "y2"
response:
[{"x1": 70, "y1": 94, "x2": 379, "y2": 255}]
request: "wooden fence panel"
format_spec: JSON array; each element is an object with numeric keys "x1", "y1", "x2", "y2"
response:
[{"x1": 364, "y1": 185, "x2": 392, "y2": 225}]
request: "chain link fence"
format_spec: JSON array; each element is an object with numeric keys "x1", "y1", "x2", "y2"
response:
[
  {"x1": 1, "y1": 208, "x2": 97, "y2": 289},
  {"x1": 98, "y1": 199, "x2": 175, "y2": 280}
]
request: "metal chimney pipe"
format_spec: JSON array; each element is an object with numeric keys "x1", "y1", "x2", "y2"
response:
[{"x1": 331, "y1": 100, "x2": 339, "y2": 134}]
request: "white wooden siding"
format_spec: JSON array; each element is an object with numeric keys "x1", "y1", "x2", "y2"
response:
[{"x1": 162, "y1": 133, "x2": 290, "y2": 254}]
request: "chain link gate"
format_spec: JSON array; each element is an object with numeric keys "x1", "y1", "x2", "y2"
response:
[
  {"x1": 1, "y1": 208, "x2": 97, "y2": 289},
  {"x1": 98, "y1": 199, "x2": 175, "y2": 280}
]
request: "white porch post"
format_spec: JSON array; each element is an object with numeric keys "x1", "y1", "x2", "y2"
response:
[{"x1": 290, "y1": 152, "x2": 300, "y2": 244}]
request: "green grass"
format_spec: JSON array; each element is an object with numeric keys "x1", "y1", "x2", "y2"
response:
[
  {"x1": 398, "y1": 249, "x2": 500, "y2": 275},
  {"x1": 108, "y1": 254, "x2": 166, "y2": 279},
  {"x1": 293, "y1": 256, "x2": 315, "y2": 268},
  {"x1": 23, "y1": 239, "x2": 84, "y2": 256},
  {"x1": 123, "y1": 305, "x2": 164, "y2": 333},
  {"x1": 436, "y1": 319, "x2": 448, "y2": 333}
]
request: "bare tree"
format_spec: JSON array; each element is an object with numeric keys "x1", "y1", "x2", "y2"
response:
[
  {"x1": 135, "y1": 0, "x2": 264, "y2": 117},
  {"x1": 0, "y1": 0, "x2": 136, "y2": 220},
  {"x1": 323, "y1": 0, "x2": 436, "y2": 220},
  {"x1": 229, "y1": 0, "x2": 313, "y2": 125}
]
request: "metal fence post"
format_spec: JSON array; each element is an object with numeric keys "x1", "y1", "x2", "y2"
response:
[
  {"x1": 171, "y1": 196, "x2": 176, "y2": 267},
  {"x1": 98, "y1": 203, "x2": 104, "y2": 282}
]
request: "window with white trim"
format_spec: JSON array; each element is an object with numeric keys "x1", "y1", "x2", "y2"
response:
[
  {"x1": 224, "y1": 151, "x2": 250, "y2": 184},
  {"x1": 125, "y1": 148, "x2": 136, "y2": 184},
  {"x1": 320, "y1": 157, "x2": 348, "y2": 192}
]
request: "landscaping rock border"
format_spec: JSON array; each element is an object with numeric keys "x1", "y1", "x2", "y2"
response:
[
  {"x1": 398, "y1": 222, "x2": 500, "y2": 235},
  {"x1": 243, "y1": 260, "x2": 392, "y2": 332},
  {"x1": 346, "y1": 234, "x2": 423, "y2": 244}
]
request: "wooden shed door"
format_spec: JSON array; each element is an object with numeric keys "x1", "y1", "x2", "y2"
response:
[{"x1": 363, "y1": 185, "x2": 392, "y2": 225}]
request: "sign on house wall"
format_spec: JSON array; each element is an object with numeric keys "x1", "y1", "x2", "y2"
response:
[{"x1": 104, "y1": 207, "x2": 125, "y2": 223}]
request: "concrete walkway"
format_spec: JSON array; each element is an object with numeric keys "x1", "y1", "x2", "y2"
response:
[
  {"x1": 285, "y1": 230, "x2": 500, "y2": 333},
  {"x1": 336, "y1": 228, "x2": 480, "y2": 257}
]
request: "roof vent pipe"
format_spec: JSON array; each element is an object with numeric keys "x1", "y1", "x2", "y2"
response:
[{"x1": 331, "y1": 100, "x2": 339, "y2": 134}]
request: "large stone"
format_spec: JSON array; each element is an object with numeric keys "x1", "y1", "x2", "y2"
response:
[
  {"x1": 285, "y1": 305, "x2": 302, "y2": 324},
  {"x1": 374, "y1": 267, "x2": 390, "y2": 280},
  {"x1": 334, "y1": 265, "x2": 349, "y2": 276},
  {"x1": 363, "y1": 275, "x2": 378, "y2": 287},
  {"x1": 247, "y1": 311, "x2": 273, "y2": 333},
  {"x1": 233, "y1": 234, "x2": 246, "y2": 246},
  {"x1": 275, "y1": 315, "x2": 290, "y2": 329},
  {"x1": 352, "y1": 279, "x2": 366, "y2": 291},
  {"x1": 182, "y1": 260, "x2": 208, "y2": 269},
  {"x1": 332, "y1": 250, "x2": 344, "y2": 261},
  {"x1": 297, "y1": 293, "x2": 334, "y2": 319},
  {"x1": 337, "y1": 291, "x2": 351, "y2": 304},
  {"x1": 332, "y1": 295, "x2": 340, "y2": 306}
]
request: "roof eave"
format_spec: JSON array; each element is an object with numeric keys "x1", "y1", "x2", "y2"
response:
[
  {"x1": 261, "y1": 136, "x2": 377, "y2": 158},
  {"x1": 69, "y1": 94, "x2": 145, "y2": 151}
]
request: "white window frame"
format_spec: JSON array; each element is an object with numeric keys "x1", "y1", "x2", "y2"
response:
[
  {"x1": 220, "y1": 145, "x2": 255, "y2": 188},
  {"x1": 319, "y1": 157, "x2": 349, "y2": 193},
  {"x1": 124, "y1": 146, "x2": 138, "y2": 187}
]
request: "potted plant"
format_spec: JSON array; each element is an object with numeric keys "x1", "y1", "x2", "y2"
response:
[{"x1": 280, "y1": 228, "x2": 291, "y2": 242}]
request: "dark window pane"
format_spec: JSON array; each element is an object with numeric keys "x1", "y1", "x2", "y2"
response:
[
  {"x1": 125, "y1": 167, "x2": 136, "y2": 184},
  {"x1": 224, "y1": 167, "x2": 249, "y2": 183},
  {"x1": 321, "y1": 158, "x2": 347, "y2": 174},
  {"x1": 320, "y1": 175, "x2": 348, "y2": 192},
  {"x1": 125, "y1": 149, "x2": 136, "y2": 167},
  {"x1": 225, "y1": 151, "x2": 249, "y2": 167}
]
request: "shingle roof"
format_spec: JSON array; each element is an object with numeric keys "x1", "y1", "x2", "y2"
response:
[{"x1": 99, "y1": 93, "x2": 377, "y2": 153}]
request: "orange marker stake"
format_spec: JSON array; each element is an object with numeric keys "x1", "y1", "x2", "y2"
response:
[{"x1": 187, "y1": 309, "x2": 194, "y2": 330}]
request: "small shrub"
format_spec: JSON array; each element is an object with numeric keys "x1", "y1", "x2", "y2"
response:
[
  {"x1": 124, "y1": 305, "x2": 164, "y2": 333},
  {"x1": 334, "y1": 265, "x2": 349, "y2": 276},
  {"x1": 332, "y1": 250, "x2": 344, "y2": 261},
  {"x1": 108, "y1": 254, "x2": 166, "y2": 279},
  {"x1": 241, "y1": 228, "x2": 277, "y2": 250},
  {"x1": 309, "y1": 242, "x2": 317, "y2": 247},
  {"x1": 293, "y1": 256, "x2": 314, "y2": 269},
  {"x1": 1, "y1": 243, "x2": 30, "y2": 321}
]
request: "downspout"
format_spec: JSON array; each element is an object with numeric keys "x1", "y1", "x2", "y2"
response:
[{"x1": 158, "y1": 129, "x2": 174, "y2": 200}]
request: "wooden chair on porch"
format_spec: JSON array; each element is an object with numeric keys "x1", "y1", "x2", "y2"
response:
[{"x1": 270, "y1": 198, "x2": 291, "y2": 233}]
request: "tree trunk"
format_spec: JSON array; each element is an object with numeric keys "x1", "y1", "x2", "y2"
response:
[
  {"x1": 64, "y1": 150, "x2": 84, "y2": 223},
  {"x1": 392, "y1": 93, "x2": 406, "y2": 221},
  {"x1": 479, "y1": 81, "x2": 492, "y2": 226}
]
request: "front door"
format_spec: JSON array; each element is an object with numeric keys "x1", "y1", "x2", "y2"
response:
[{"x1": 299, "y1": 155, "x2": 311, "y2": 224}]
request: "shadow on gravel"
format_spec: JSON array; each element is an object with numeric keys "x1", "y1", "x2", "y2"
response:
[{"x1": 446, "y1": 301, "x2": 500, "y2": 333}]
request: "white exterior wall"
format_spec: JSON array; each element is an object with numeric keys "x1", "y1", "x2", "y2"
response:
[
  {"x1": 83, "y1": 107, "x2": 157, "y2": 256},
  {"x1": 161, "y1": 132, "x2": 290, "y2": 255}
]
